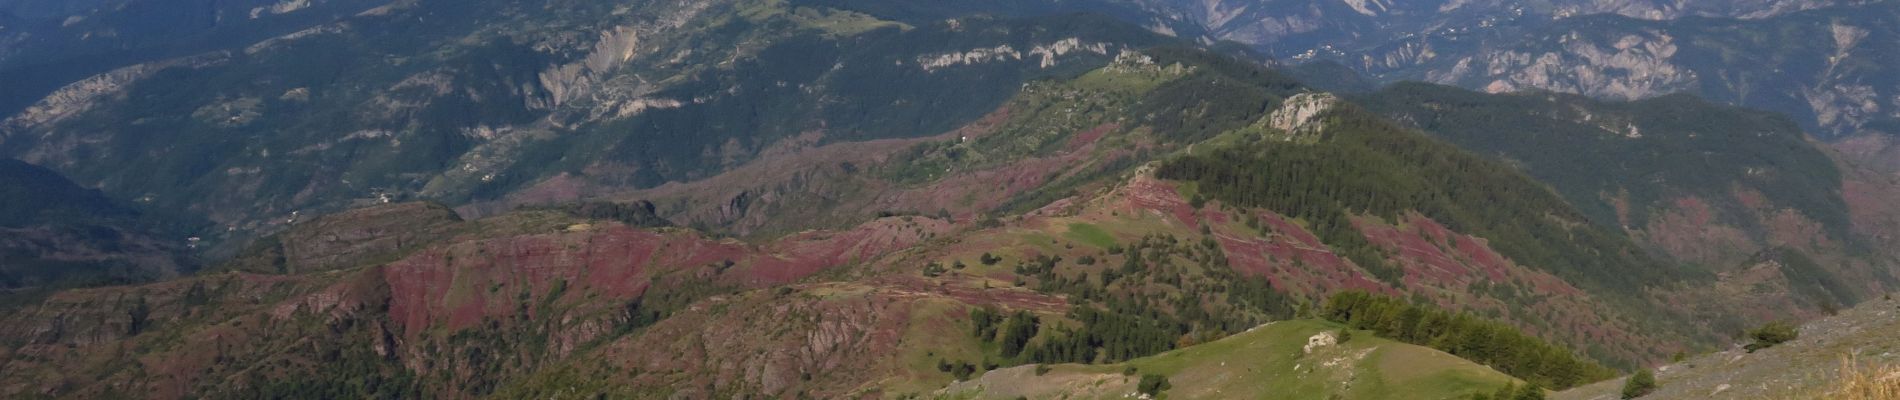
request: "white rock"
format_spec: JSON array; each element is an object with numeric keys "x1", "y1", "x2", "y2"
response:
[
  {"x1": 1304, "y1": 331, "x2": 1338, "y2": 354},
  {"x1": 1266, "y1": 92, "x2": 1340, "y2": 137}
]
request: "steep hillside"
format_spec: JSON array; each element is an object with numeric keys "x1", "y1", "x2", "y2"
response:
[
  {"x1": 1149, "y1": 107, "x2": 1704, "y2": 367},
  {"x1": 0, "y1": 159, "x2": 191, "y2": 289},
  {"x1": 1354, "y1": 83, "x2": 1848, "y2": 243},
  {"x1": 9, "y1": 0, "x2": 1896, "y2": 259},
  {"x1": 0, "y1": 48, "x2": 1690, "y2": 398},
  {"x1": 1556, "y1": 294, "x2": 1900, "y2": 400},
  {"x1": 0, "y1": 201, "x2": 957, "y2": 398},
  {"x1": 5, "y1": 1, "x2": 1900, "y2": 398},
  {"x1": 0, "y1": 158, "x2": 132, "y2": 227},
  {"x1": 496, "y1": 46, "x2": 1712, "y2": 367},
  {"x1": 1830, "y1": 133, "x2": 1900, "y2": 248},
  {"x1": 4, "y1": 24, "x2": 1893, "y2": 398},
  {"x1": 1351, "y1": 84, "x2": 1895, "y2": 323},
  {"x1": 0, "y1": 0, "x2": 1176, "y2": 250},
  {"x1": 473, "y1": 46, "x2": 1305, "y2": 237},
  {"x1": 0, "y1": 166, "x2": 1656, "y2": 398}
]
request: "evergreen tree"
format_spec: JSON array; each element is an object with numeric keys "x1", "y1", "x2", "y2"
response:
[
  {"x1": 1744, "y1": 321, "x2": 1798, "y2": 352},
  {"x1": 1000, "y1": 311, "x2": 1040, "y2": 358},
  {"x1": 1320, "y1": 291, "x2": 1613, "y2": 389},
  {"x1": 1137, "y1": 374, "x2": 1171, "y2": 396},
  {"x1": 1620, "y1": 369, "x2": 1657, "y2": 399}
]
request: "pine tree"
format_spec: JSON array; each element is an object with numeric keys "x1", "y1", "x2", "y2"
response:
[
  {"x1": 1620, "y1": 369, "x2": 1657, "y2": 399},
  {"x1": 1137, "y1": 374, "x2": 1171, "y2": 396}
]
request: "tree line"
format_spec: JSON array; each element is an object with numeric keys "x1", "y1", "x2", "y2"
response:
[{"x1": 1324, "y1": 291, "x2": 1615, "y2": 389}]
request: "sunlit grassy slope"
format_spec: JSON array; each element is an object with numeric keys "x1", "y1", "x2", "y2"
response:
[{"x1": 938, "y1": 319, "x2": 1519, "y2": 399}]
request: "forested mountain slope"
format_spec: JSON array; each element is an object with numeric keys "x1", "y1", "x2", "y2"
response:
[
  {"x1": 1353, "y1": 84, "x2": 1900, "y2": 328},
  {"x1": 2, "y1": 47, "x2": 1848, "y2": 398},
  {"x1": 1, "y1": 0, "x2": 1896, "y2": 399},
  {"x1": 0, "y1": 159, "x2": 192, "y2": 289},
  {"x1": 0, "y1": 0, "x2": 1179, "y2": 253}
]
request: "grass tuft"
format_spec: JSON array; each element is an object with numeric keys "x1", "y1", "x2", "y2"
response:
[{"x1": 1830, "y1": 355, "x2": 1900, "y2": 400}]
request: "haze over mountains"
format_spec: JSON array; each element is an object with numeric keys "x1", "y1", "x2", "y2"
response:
[{"x1": 1, "y1": 0, "x2": 1898, "y2": 399}]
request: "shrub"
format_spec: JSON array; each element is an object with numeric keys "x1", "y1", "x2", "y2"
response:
[
  {"x1": 1745, "y1": 321, "x2": 1798, "y2": 352},
  {"x1": 1137, "y1": 374, "x2": 1171, "y2": 396},
  {"x1": 950, "y1": 361, "x2": 977, "y2": 380},
  {"x1": 1477, "y1": 383, "x2": 1546, "y2": 400},
  {"x1": 1621, "y1": 369, "x2": 1657, "y2": 399},
  {"x1": 923, "y1": 263, "x2": 947, "y2": 277}
]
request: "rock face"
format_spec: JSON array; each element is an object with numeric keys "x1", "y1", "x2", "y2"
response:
[
  {"x1": 530, "y1": 20, "x2": 689, "y2": 122},
  {"x1": 1303, "y1": 330, "x2": 1337, "y2": 354},
  {"x1": 1264, "y1": 92, "x2": 1338, "y2": 137},
  {"x1": 1383, "y1": 5, "x2": 1900, "y2": 138},
  {"x1": 4, "y1": 63, "x2": 155, "y2": 132},
  {"x1": 1426, "y1": 29, "x2": 1693, "y2": 101},
  {"x1": 914, "y1": 38, "x2": 1117, "y2": 71},
  {"x1": 1129, "y1": 0, "x2": 1895, "y2": 139}
]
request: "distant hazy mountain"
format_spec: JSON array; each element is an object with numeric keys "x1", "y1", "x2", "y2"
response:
[
  {"x1": 0, "y1": 0, "x2": 1179, "y2": 246},
  {"x1": 7, "y1": 0, "x2": 1895, "y2": 251},
  {"x1": 1127, "y1": 0, "x2": 1900, "y2": 138},
  {"x1": 0, "y1": 159, "x2": 191, "y2": 288},
  {"x1": 0, "y1": 0, "x2": 387, "y2": 117},
  {"x1": 1364, "y1": 2, "x2": 1900, "y2": 139},
  {"x1": 1, "y1": 1, "x2": 1897, "y2": 398},
  {"x1": 1130, "y1": 0, "x2": 1864, "y2": 58}
]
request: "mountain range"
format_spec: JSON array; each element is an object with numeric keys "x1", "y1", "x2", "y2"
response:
[{"x1": 2, "y1": 0, "x2": 1898, "y2": 399}]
